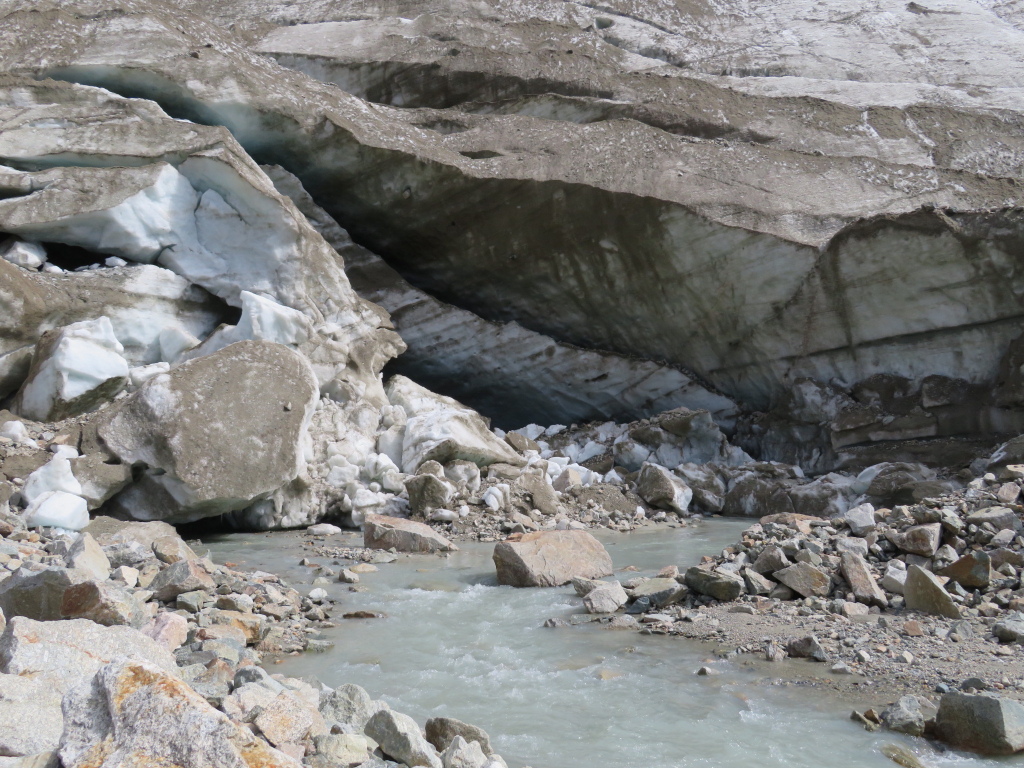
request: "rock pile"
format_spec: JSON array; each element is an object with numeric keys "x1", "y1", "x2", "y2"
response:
[{"x1": 0, "y1": 511, "x2": 507, "y2": 768}]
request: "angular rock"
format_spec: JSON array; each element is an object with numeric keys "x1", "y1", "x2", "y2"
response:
[
  {"x1": 774, "y1": 562, "x2": 831, "y2": 598},
  {"x1": 743, "y1": 568, "x2": 774, "y2": 596},
  {"x1": 940, "y1": 551, "x2": 992, "y2": 589},
  {"x1": 441, "y1": 736, "x2": 487, "y2": 768},
  {"x1": 635, "y1": 463, "x2": 692, "y2": 514},
  {"x1": 844, "y1": 503, "x2": 876, "y2": 537},
  {"x1": 405, "y1": 474, "x2": 455, "y2": 517},
  {"x1": 59, "y1": 580, "x2": 147, "y2": 627},
  {"x1": 59, "y1": 659, "x2": 301, "y2": 768},
  {"x1": 69, "y1": 454, "x2": 132, "y2": 511},
  {"x1": 0, "y1": 567, "x2": 90, "y2": 621},
  {"x1": 935, "y1": 693, "x2": 1024, "y2": 755},
  {"x1": 881, "y1": 695, "x2": 927, "y2": 737},
  {"x1": 65, "y1": 532, "x2": 111, "y2": 581},
  {"x1": 364, "y1": 514, "x2": 457, "y2": 553},
  {"x1": 993, "y1": 613, "x2": 1024, "y2": 643},
  {"x1": 881, "y1": 560, "x2": 908, "y2": 595},
  {"x1": 751, "y1": 545, "x2": 792, "y2": 576},
  {"x1": 0, "y1": 617, "x2": 176, "y2": 696},
  {"x1": 254, "y1": 691, "x2": 324, "y2": 747},
  {"x1": 492, "y1": 531, "x2": 613, "y2": 587},
  {"x1": 683, "y1": 568, "x2": 744, "y2": 601},
  {"x1": 839, "y1": 552, "x2": 887, "y2": 608},
  {"x1": 425, "y1": 718, "x2": 493, "y2": 757},
  {"x1": 904, "y1": 565, "x2": 961, "y2": 619},
  {"x1": 141, "y1": 612, "x2": 189, "y2": 652},
  {"x1": 312, "y1": 733, "x2": 371, "y2": 767},
  {"x1": 966, "y1": 507, "x2": 1022, "y2": 532},
  {"x1": 786, "y1": 635, "x2": 826, "y2": 662},
  {"x1": 365, "y1": 709, "x2": 442, "y2": 768},
  {"x1": 147, "y1": 559, "x2": 216, "y2": 602},
  {"x1": 583, "y1": 581, "x2": 628, "y2": 614},
  {"x1": 98, "y1": 340, "x2": 319, "y2": 523},
  {"x1": 13, "y1": 317, "x2": 128, "y2": 422},
  {"x1": 888, "y1": 523, "x2": 942, "y2": 557},
  {"x1": 152, "y1": 535, "x2": 198, "y2": 564},
  {"x1": 630, "y1": 577, "x2": 688, "y2": 607}
]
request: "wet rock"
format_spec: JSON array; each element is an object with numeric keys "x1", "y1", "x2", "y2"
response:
[
  {"x1": 903, "y1": 565, "x2": 961, "y2": 619},
  {"x1": 774, "y1": 562, "x2": 831, "y2": 598},
  {"x1": 492, "y1": 531, "x2": 612, "y2": 587},
  {"x1": 425, "y1": 718, "x2": 493, "y2": 757},
  {"x1": 0, "y1": 617, "x2": 176, "y2": 696},
  {"x1": 940, "y1": 551, "x2": 992, "y2": 589},
  {"x1": 583, "y1": 581, "x2": 629, "y2": 614},
  {"x1": 880, "y1": 696, "x2": 927, "y2": 737},
  {"x1": 935, "y1": 692, "x2": 1024, "y2": 755},
  {"x1": 839, "y1": 552, "x2": 887, "y2": 608},
  {"x1": 365, "y1": 709, "x2": 443, "y2": 768},
  {"x1": 632, "y1": 577, "x2": 689, "y2": 607},
  {"x1": 364, "y1": 514, "x2": 458, "y2": 553},
  {"x1": 635, "y1": 463, "x2": 692, "y2": 514},
  {"x1": 683, "y1": 568, "x2": 744, "y2": 601},
  {"x1": 98, "y1": 340, "x2": 319, "y2": 524},
  {"x1": 148, "y1": 559, "x2": 216, "y2": 602},
  {"x1": 58, "y1": 659, "x2": 301, "y2": 768}
]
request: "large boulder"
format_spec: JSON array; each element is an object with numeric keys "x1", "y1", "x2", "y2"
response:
[
  {"x1": 59, "y1": 659, "x2": 302, "y2": 768},
  {"x1": 0, "y1": 617, "x2": 176, "y2": 697},
  {"x1": 492, "y1": 531, "x2": 613, "y2": 587},
  {"x1": 839, "y1": 552, "x2": 887, "y2": 608},
  {"x1": 935, "y1": 693, "x2": 1024, "y2": 755},
  {"x1": 0, "y1": 566, "x2": 91, "y2": 621},
  {"x1": 98, "y1": 340, "x2": 319, "y2": 523},
  {"x1": 683, "y1": 568, "x2": 744, "y2": 602},
  {"x1": 363, "y1": 514, "x2": 458, "y2": 553},
  {"x1": 903, "y1": 565, "x2": 961, "y2": 619}
]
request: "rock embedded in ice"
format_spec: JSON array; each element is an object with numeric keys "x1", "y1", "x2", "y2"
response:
[
  {"x1": 23, "y1": 490, "x2": 89, "y2": 531},
  {"x1": 13, "y1": 317, "x2": 128, "y2": 422},
  {"x1": 636, "y1": 463, "x2": 693, "y2": 514},
  {"x1": 97, "y1": 340, "x2": 319, "y2": 523},
  {"x1": 1, "y1": 239, "x2": 46, "y2": 271},
  {"x1": 385, "y1": 375, "x2": 525, "y2": 473}
]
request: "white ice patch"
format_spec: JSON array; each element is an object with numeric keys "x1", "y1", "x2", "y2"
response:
[
  {"x1": 18, "y1": 317, "x2": 129, "y2": 421},
  {"x1": 182, "y1": 291, "x2": 313, "y2": 360},
  {"x1": 0, "y1": 420, "x2": 32, "y2": 445},
  {"x1": 23, "y1": 490, "x2": 89, "y2": 531},
  {"x1": 128, "y1": 362, "x2": 170, "y2": 390},
  {"x1": 22, "y1": 456, "x2": 83, "y2": 505},
  {"x1": 1, "y1": 239, "x2": 46, "y2": 270}
]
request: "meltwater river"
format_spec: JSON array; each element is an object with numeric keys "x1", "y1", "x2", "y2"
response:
[{"x1": 206, "y1": 522, "x2": 1002, "y2": 768}]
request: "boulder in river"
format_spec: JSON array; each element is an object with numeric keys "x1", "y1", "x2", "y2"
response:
[
  {"x1": 934, "y1": 692, "x2": 1024, "y2": 755},
  {"x1": 493, "y1": 531, "x2": 613, "y2": 587},
  {"x1": 363, "y1": 514, "x2": 458, "y2": 553}
]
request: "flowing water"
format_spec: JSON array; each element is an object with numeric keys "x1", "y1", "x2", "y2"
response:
[{"x1": 205, "y1": 523, "x2": 1004, "y2": 768}]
